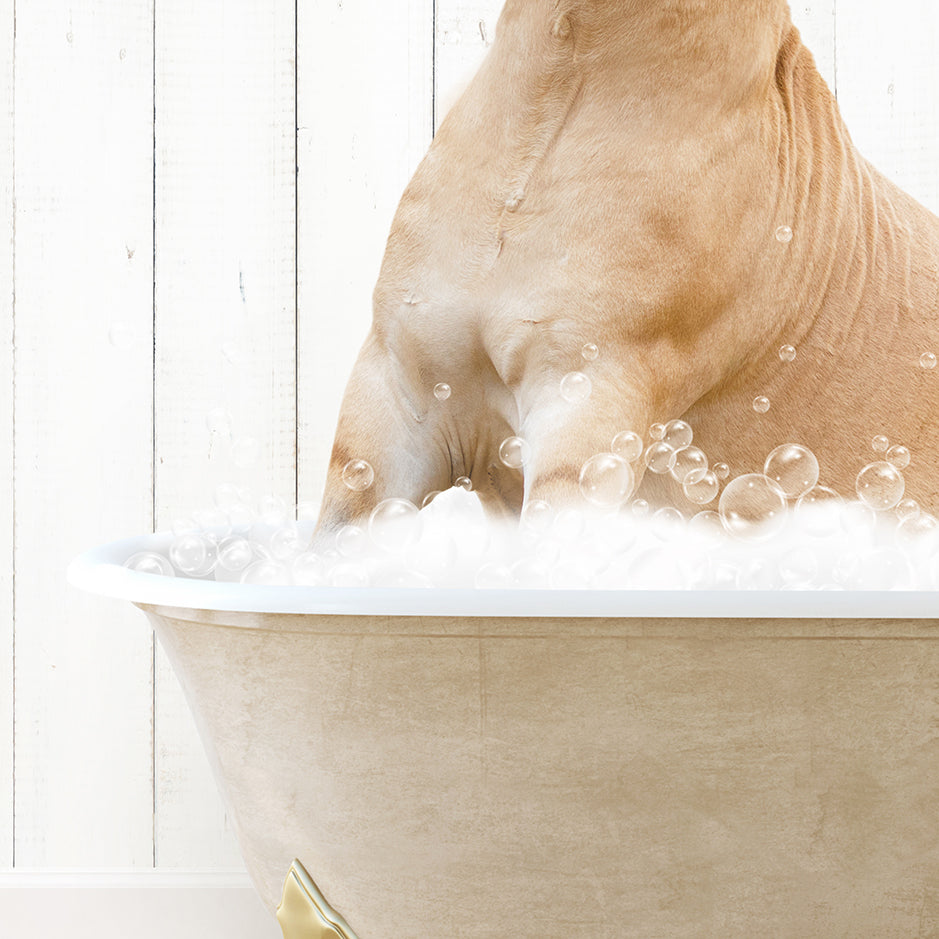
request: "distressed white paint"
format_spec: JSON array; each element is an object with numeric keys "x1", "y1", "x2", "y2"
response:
[
  {"x1": 297, "y1": 0, "x2": 435, "y2": 508},
  {"x1": 0, "y1": 0, "x2": 939, "y2": 908},
  {"x1": 836, "y1": 0, "x2": 939, "y2": 216},
  {"x1": 12, "y1": 2, "x2": 155, "y2": 865},
  {"x1": 153, "y1": 0, "x2": 296, "y2": 868},
  {"x1": 0, "y1": 0, "x2": 13, "y2": 872}
]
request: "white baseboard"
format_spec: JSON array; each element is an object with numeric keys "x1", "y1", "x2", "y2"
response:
[{"x1": 0, "y1": 871, "x2": 282, "y2": 939}]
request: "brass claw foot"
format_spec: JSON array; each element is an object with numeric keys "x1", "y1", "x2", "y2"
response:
[{"x1": 276, "y1": 859, "x2": 360, "y2": 939}]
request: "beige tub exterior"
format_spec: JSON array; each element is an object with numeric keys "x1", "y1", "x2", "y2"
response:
[{"x1": 140, "y1": 602, "x2": 939, "y2": 938}]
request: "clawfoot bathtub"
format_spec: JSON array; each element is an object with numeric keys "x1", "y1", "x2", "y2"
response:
[{"x1": 70, "y1": 533, "x2": 939, "y2": 938}]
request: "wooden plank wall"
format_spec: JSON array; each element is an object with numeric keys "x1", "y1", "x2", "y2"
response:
[{"x1": 2, "y1": 0, "x2": 939, "y2": 879}]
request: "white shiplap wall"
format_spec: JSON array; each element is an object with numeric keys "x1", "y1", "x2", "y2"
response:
[{"x1": 2, "y1": 0, "x2": 939, "y2": 925}]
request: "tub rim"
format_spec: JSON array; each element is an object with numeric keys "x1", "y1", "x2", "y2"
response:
[{"x1": 67, "y1": 531, "x2": 939, "y2": 619}]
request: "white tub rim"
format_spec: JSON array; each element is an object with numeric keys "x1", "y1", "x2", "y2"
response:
[{"x1": 67, "y1": 531, "x2": 939, "y2": 619}]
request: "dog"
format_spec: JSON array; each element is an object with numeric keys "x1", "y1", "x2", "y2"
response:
[{"x1": 315, "y1": 0, "x2": 939, "y2": 536}]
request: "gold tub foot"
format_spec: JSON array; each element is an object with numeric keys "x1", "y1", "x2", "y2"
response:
[{"x1": 276, "y1": 859, "x2": 360, "y2": 939}]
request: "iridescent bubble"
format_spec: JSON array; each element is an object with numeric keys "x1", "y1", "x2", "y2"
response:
[
  {"x1": 611, "y1": 430, "x2": 643, "y2": 463},
  {"x1": 216, "y1": 537, "x2": 254, "y2": 572},
  {"x1": 369, "y1": 498, "x2": 422, "y2": 551},
  {"x1": 521, "y1": 499, "x2": 554, "y2": 534},
  {"x1": 871, "y1": 435, "x2": 889, "y2": 453},
  {"x1": 713, "y1": 462, "x2": 730, "y2": 480},
  {"x1": 455, "y1": 475, "x2": 473, "y2": 491},
  {"x1": 581, "y1": 342, "x2": 599, "y2": 361},
  {"x1": 920, "y1": 352, "x2": 937, "y2": 370},
  {"x1": 499, "y1": 436, "x2": 531, "y2": 469},
  {"x1": 292, "y1": 551, "x2": 326, "y2": 586},
  {"x1": 433, "y1": 382, "x2": 452, "y2": 401},
  {"x1": 718, "y1": 474, "x2": 788, "y2": 542},
  {"x1": 683, "y1": 469, "x2": 719, "y2": 505},
  {"x1": 895, "y1": 498, "x2": 920, "y2": 523},
  {"x1": 336, "y1": 524, "x2": 368, "y2": 558},
  {"x1": 644, "y1": 442, "x2": 677, "y2": 474},
  {"x1": 795, "y1": 485, "x2": 843, "y2": 537},
  {"x1": 670, "y1": 446, "x2": 707, "y2": 484},
  {"x1": 169, "y1": 532, "x2": 216, "y2": 576},
  {"x1": 649, "y1": 423, "x2": 666, "y2": 441},
  {"x1": 752, "y1": 396, "x2": 771, "y2": 414},
  {"x1": 559, "y1": 371, "x2": 592, "y2": 403},
  {"x1": 579, "y1": 453, "x2": 634, "y2": 508},
  {"x1": 778, "y1": 344, "x2": 797, "y2": 362},
  {"x1": 124, "y1": 551, "x2": 174, "y2": 577},
  {"x1": 775, "y1": 225, "x2": 793, "y2": 243},
  {"x1": 342, "y1": 459, "x2": 374, "y2": 492},
  {"x1": 232, "y1": 436, "x2": 260, "y2": 468},
  {"x1": 763, "y1": 444, "x2": 819, "y2": 499},
  {"x1": 662, "y1": 420, "x2": 693, "y2": 451},
  {"x1": 855, "y1": 461, "x2": 905, "y2": 511},
  {"x1": 205, "y1": 407, "x2": 233, "y2": 436},
  {"x1": 886, "y1": 445, "x2": 911, "y2": 470}
]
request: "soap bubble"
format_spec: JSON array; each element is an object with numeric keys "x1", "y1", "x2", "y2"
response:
[
  {"x1": 752, "y1": 396, "x2": 771, "y2": 414},
  {"x1": 335, "y1": 524, "x2": 367, "y2": 558},
  {"x1": 258, "y1": 494, "x2": 289, "y2": 526},
  {"x1": 649, "y1": 423, "x2": 666, "y2": 441},
  {"x1": 713, "y1": 462, "x2": 730, "y2": 480},
  {"x1": 269, "y1": 523, "x2": 306, "y2": 561},
  {"x1": 895, "y1": 499, "x2": 920, "y2": 523},
  {"x1": 241, "y1": 560, "x2": 289, "y2": 586},
  {"x1": 651, "y1": 507, "x2": 685, "y2": 541},
  {"x1": 628, "y1": 548, "x2": 684, "y2": 589},
  {"x1": 856, "y1": 461, "x2": 905, "y2": 511},
  {"x1": 579, "y1": 453, "x2": 634, "y2": 508},
  {"x1": 499, "y1": 436, "x2": 531, "y2": 469},
  {"x1": 521, "y1": 499, "x2": 554, "y2": 534},
  {"x1": 920, "y1": 352, "x2": 937, "y2": 370},
  {"x1": 644, "y1": 442, "x2": 677, "y2": 474},
  {"x1": 553, "y1": 508, "x2": 586, "y2": 540},
  {"x1": 330, "y1": 563, "x2": 369, "y2": 588},
  {"x1": 169, "y1": 532, "x2": 216, "y2": 576},
  {"x1": 670, "y1": 446, "x2": 707, "y2": 484},
  {"x1": 232, "y1": 436, "x2": 260, "y2": 468},
  {"x1": 124, "y1": 551, "x2": 174, "y2": 577},
  {"x1": 342, "y1": 459, "x2": 374, "y2": 492},
  {"x1": 841, "y1": 500, "x2": 877, "y2": 536},
  {"x1": 581, "y1": 342, "x2": 599, "y2": 361},
  {"x1": 778, "y1": 344, "x2": 797, "y2": 362},
  {"x1": 455, "y1": 475, "x2": 473, "y2": 491},
  {"x1": 475, "y1": 562, "x2": 513, "y2": 589},
  {"x1": 433, "y1": 382, "x2": 452, "y2": 400},
  {"x1": 871, "y1": 435, "x2": 890, "y2": 453},
  {"x1": 763, "y1": 444, "x2": 819, "y2": 499},
  {"x1": 292, "y1": 551, "x2": 326, "y2": 586},
  {"x1": 688, "y1": 510, "x2": 724, "y2": 547},
  {"x1": 719, "y1": 474, "x2": 788, "y2": 542},
  {"x1": 421, "y1": 491, "x2": 441, "y2": 509},
  {"x1": 295, "y1": 500, "x2": 319, "y2": 523},
  {"x1": 559, "y1": 371, "x2": 592, "y2": 403},
  {"x1": 631, "y1": 498, "x2": 650, "y2": 518},
  {"x1": 192, "y1": 507, "x2": 231, "y2": 541},
  {"x1": 369, "y1": 498, "x2": 422, "y2": 551},
  {"x1": 205, "y1": 408, "x2": 232, "y2": 436},
  {"x1": 611, "y1": 430, "x2": 643, "y2": 463},
  {"x1": 683, "y1": 469, "x2": 719, "y2": 505},
  {"x1": 739, "y1": 557, "x2": 781, "y2": 590},
  {"x1": 886, "y1": 445, "x2": 911, "y2": 470},
  {"x1": 779, "y1": 547, "x2": 818, "y2": 585},
  {"x1": 216, "y1": 537, "x2": 254, "y2": 572},
  {"x1": 662, "y1": 420, "x2": 693, "y2": 451},
  {"x1": 775, "y1": 225, "x2": 793, "y2": 243},
  {"x1": 795, "y1": 485, "x2": 843, "y2": 537},
  {"x1": 896, "y1": 512, "x2": 939, "y2": 548},
  {"x1": 511, "y1": 557, "x2": 550, "y2": 589}
]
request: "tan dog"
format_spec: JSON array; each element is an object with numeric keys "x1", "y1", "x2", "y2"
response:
[{"x1": 316, "y1": 0, "x2": 939, "y2": 535}]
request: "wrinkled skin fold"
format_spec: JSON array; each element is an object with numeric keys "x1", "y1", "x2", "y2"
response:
[{"x1": 316, "y1": 0, "x2": 939, "y2": 535}]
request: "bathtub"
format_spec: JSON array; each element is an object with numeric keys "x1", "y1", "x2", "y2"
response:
[{"x1": 70, "y1": 532, "x2": 939, "y2": 938}]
